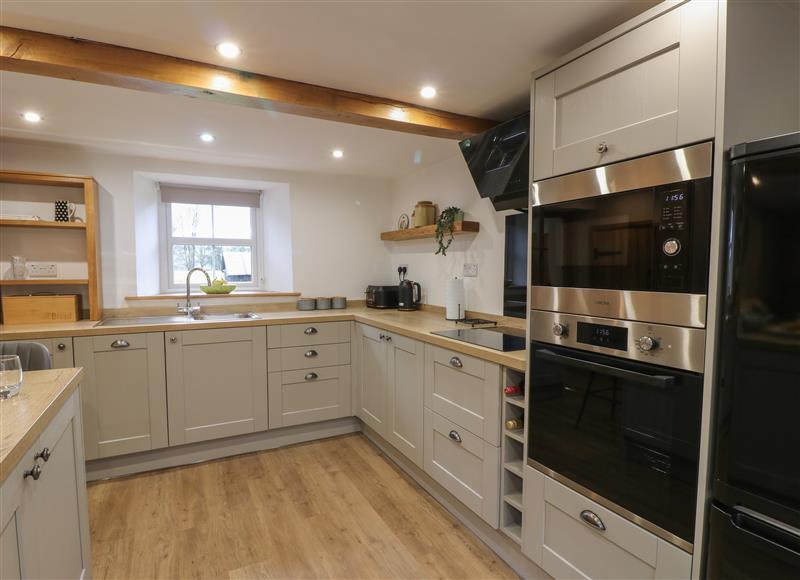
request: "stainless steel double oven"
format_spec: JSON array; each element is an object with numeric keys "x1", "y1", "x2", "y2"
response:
[{"x1": 527, "y1": 142, "x2": 713, "y2": 552}]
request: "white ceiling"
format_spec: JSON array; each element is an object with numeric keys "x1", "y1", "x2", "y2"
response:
[
  {"x1": 1, "y1": 0, "x2": 658, "y2": 120},
  {"x1": 0, "y1": 71, "x2": 459, "y2": 179}
]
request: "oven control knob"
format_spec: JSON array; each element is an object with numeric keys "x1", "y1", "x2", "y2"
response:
[
  {"x1": 663, "y1": 238, "x2": 681, "y2": 256},
  {"x1": 638, "y1": 336, "x2": 659, "y2": 352},
  {"x1": 552, "y1": 323, "x2": 568, "y2": 337}
]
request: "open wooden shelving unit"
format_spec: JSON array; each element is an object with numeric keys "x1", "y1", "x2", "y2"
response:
[
  {"x1": 380, "y1": 220, "x2": 480, "y2": 241},
  {"x1": 0, "y1": 170, "x2": 103, "y2": 321},
  {"x1": 0, "y1": 279, "x2": 89, "y2": 287},
  {"x1": 0, "y1": 219, "x2": 87, "y2": 229}
]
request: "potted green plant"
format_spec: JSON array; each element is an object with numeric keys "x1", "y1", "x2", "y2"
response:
[{"x1": 435, "y1": 206, "x2": 464, "y2": 256}]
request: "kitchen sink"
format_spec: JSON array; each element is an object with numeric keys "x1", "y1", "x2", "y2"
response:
[
  {"x1": 190, "y1": 312, "x2": 261, "y2": 322},
  {"x1": 95, "y1": 312, "x2": 260, "y2": 327}
]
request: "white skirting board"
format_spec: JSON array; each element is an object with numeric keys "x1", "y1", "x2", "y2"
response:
[
  {"x1": 85, "y1": 417, "x2": 359, "y2": 481},
  {"x1": 361, "y1": 423, "x2": 549, "y2": 580}
]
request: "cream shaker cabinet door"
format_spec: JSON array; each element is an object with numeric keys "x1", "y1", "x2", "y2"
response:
[
  {"x1": 10, "y1": 391, "x2": 91, "y2": 580},
  {"x1": 75, "y1": 333, "x2": 168, "y2": 460},
  {"x1": 166, "y1": 327, "x2": 267, "y2": 445},
  {"x1": 0, "y1": 337, "x2": 73, "y2": 368},
  {"x1": 532, "y1": 0, "x2": 717, "y2": 179},
  {"x1": 386, "y1": 332, "x2": 424, "y2": 468},
  {"x1": 355, "y1": 324, "x2": 389, "y2": 437}
]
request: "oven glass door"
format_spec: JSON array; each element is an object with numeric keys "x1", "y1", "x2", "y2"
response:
[
  {"x1": 530, "y1": 179, "x2": 710, "y2": 293},
  {"x1": 528, "y1": 342, "x2": 703, "y2": 543}
]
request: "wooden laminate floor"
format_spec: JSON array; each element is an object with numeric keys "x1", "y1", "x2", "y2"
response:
[{"x1": 88, "y1": 434, "x2": 518, "y2": 579}]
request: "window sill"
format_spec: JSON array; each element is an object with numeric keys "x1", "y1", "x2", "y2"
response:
[{"x1": 125, "y1": 291, "x2": 301, "y2": 301}]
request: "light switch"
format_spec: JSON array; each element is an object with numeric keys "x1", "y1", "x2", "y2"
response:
[{"x1": 463, "y1": 263, "x2": 478, "y2": 277}]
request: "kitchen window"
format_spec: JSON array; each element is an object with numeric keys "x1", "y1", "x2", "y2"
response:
[{"x1": 159, "y1": 184, "x2": 262, "y2": 291}]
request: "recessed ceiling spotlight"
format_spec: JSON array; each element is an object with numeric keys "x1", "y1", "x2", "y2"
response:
[
  {"x1": 216, "y1": 42, "x2": 241, "y2": 59},
  {"x1": 200, "y1": 132, "x2": 215, "y2": 143},
  {"x1": 332, "y1": 149, "x2": 344, "y2": 159},
  {"x1": 22, "y1": 111, "x2": 42, "y2": 123},
  {"x1": 420, "y1": 86, "x2": 437, "y2": 99}
]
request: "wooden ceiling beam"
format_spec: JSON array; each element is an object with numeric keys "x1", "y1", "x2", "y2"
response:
[{"x1": 0, "y1": 26, "x2": 495, "y2": 140}]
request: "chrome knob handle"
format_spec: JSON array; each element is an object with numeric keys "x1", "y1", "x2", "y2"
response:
[
  {"x1": 552, "y1": 323, "x2": 568, "y2": 337},
  {"x1": 448, "y1": 430, "x2": 462, "y2": 443},
  {"x1": 580, "y1": 510, "x2": 606, "y2": 531},
  {"x1": 596, "y1": 142, "x2": 609, "y2": 154},
  {"x1": 169, "y1": 337, "x2": 178, "y2": 344},
  {"x1": 24, "y1": 464, "x2": 42, "y2": 481},
  {"x1": 379, "y1": 333, "x2": 385, "y2": 340},
  {"x1": 110, "y1": 339, "x2": 130, "y2": 348},
  {"x1": 638, "y1": 336, "x2": 658, "y2": 352},
  {"x1": 56, "y1": 343, "x2": 66, "y2": 351},
  {"x1": 449, "y1": 356, "x2": 463, "y2": 368},
  {"x1": 663, "y1": 238, "x2": 681, "y2": 256},
  {"x1": 304, "y1": 350, "x2": 318, "y2": 358},
  {"x1": 304, "y1": 327, "x2": 318, "y2": 335},
  {"x1": 385, "y1": 335, "x2": 392, "y2": 342},
  {"x1": 34, "y1": 448, "x2": 51, "y2": 462},
  {"x1": 304, "y1": 372, "x2": 319, "y2": 381}
]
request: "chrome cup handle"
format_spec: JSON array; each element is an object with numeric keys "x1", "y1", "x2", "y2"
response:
[{"x1": 580, "y1": 510, "x2": 606, "y2": 531}]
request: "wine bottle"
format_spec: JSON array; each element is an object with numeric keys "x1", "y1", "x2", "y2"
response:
[
  {"x1": 505, "y1": 418, "x2": 524, "y2": 430},
  {"x1": 503, "y1": 384, "x2": 523, "y2": 396}
]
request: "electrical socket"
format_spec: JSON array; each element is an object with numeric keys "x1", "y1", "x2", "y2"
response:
[
  {"x1": 28, "y1": 263, "x2": 58, "y2": 277},
  {"x1": 463, "y1": 263, "x2": 478, "y2": 277}
]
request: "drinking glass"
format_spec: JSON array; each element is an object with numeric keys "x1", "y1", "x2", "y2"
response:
[{"x1": 0, "y1": 355, "x2": 23, "y2": 399}]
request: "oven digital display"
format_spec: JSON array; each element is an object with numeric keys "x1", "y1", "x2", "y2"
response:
[
  {"x1": 664, "y1": 190, "x2": 687, "y2": 203},
  {"x1": 576, "y1": 322, "x2": 628, "y2": 351}
]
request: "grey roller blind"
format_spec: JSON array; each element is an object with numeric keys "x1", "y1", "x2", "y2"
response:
[{"x1": 159, "y1": 184, "x2": 261, "y2": 208}]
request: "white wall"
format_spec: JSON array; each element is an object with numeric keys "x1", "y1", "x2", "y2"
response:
[
  {"x1": 387, "y1": 153, "x2": 517, "y2": 315},
  {"x1": 1, "y1": 139, "x2": 394, "y2": 308}
]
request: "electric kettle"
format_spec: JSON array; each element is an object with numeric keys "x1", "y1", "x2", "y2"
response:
[{"x1": 398, "y1": 278, "x2": 421, "y2": 311}]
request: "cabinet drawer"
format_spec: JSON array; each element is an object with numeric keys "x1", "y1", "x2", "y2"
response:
[
  {"x1": 423, "y1": 408, "x2": 500, "y2": 527},
  {"x1": 268, "y1": 342, "x2": 350, "y2": 372},
  {"x1": 268, "y1": 321, "x2": 350, "y2": 348},
  {"x1": 524, "y1": 466, "x2": 692, "y2": 579},
  {"x1": 268, "y1": 365, "x2": 351, "y2": 428},
  {"x1": 424, "y1": 345, "x2": 501, "y2": 445},
  {"x1": 91, "y1": 333, "x2": 149, "y2": 352},
  {"x1": 544, "y1": 477, "x2": 658, "y2": 568}
]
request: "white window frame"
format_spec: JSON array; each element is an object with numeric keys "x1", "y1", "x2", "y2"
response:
[{"x1": 159, "y1": 201, "x2": 261, "y2": 292}]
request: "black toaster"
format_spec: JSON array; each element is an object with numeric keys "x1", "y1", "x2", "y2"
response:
[{"x1": 365, "y1": 285, "x2": 399, "y2": 309}]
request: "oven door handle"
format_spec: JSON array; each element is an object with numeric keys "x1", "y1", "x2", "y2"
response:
[{"x1": 537, "y1": 349, "x2": 675, "y2": 388}]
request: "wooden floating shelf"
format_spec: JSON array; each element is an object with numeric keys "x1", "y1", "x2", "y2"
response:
[
  {"x1": 0, "y1": 279, "x2": 89, "y2": 286},
  {"x1": 0, "y1": 219, "x2": 86, "y2": 229},
  {"x1": 380, "y1": 220, "x2": 479, "y2": 241}
]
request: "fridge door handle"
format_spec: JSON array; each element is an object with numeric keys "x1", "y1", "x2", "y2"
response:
[{"x1": 731, "y1": 506, "x2": 800, "y2": 554}]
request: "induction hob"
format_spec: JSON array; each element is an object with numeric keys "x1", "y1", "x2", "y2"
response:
[{"x1": 431, "y1": 326, "x2": 526, "y2": 352}]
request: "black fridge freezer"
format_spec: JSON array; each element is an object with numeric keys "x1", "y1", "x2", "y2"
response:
[{"x1": 706, "y1": 132, "x2": 800, "y2": 579}]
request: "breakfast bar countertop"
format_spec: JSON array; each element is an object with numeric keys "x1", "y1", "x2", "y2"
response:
[{"x1": 0, "y1": 367, "x2": 84, "y2": 485}]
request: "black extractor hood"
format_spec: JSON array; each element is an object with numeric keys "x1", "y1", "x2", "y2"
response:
[{"x1": 459, "y1": 112, "x2": 529, "y2": 211}]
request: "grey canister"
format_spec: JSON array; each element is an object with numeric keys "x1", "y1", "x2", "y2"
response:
[
  {"x1": 332, "y1": 296, "x2": 347, "y2": 309},
  {"x1": 316, "y1": 297, "x2": 332, "y2": 310},
  {"x1": 297, "y1": 298, "x2": 316, "y2": 311}
]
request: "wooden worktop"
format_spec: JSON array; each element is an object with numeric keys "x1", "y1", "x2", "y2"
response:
[
  {"x1": 0, "y1": 367, "x2": 84, "y2": 485},
  {"x1": 0, "y1": 307, "x2": 527, "y2": 371}
]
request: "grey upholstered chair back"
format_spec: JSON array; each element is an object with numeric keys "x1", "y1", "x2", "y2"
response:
[{"x1": 0, "y1": 341, "x2": 52, "y2": 371}]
